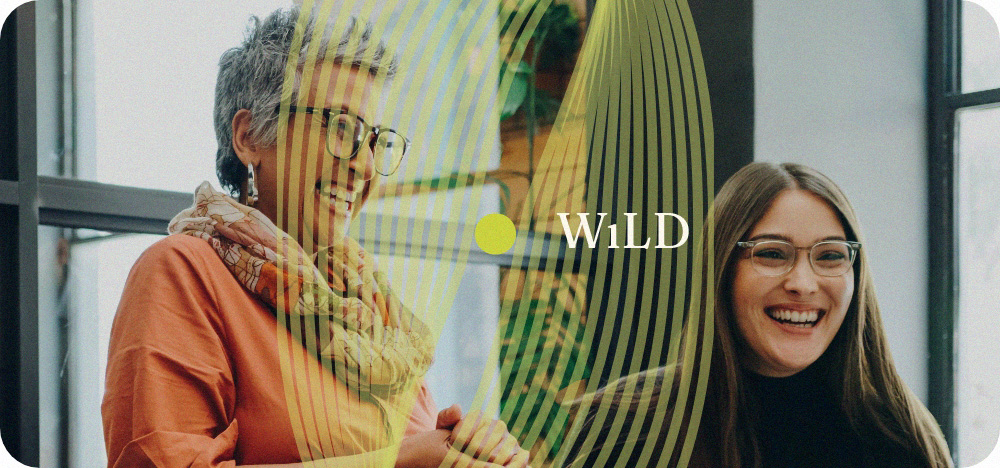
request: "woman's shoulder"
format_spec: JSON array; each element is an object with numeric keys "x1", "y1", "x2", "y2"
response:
[
  {"x1": 119, "y1": 234, "x2": 239, "y2": 312},
  {"x1": 562, "y1": 365, "x2": 711, "y2": 466},
  {"x1": 127, "y1": 233, "x2": 240, "y2": 286},
  {"x1": 111, "y1": 234, "x2": 263, "y2": 356},
  {"x1": 136, "y1": 233, "x2": 219, "y2": 268},
  {"x1": 576, "y1": 366, "x2": 683, "y2": 410}
]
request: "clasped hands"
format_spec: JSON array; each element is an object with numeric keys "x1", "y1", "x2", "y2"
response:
[{"x1": 397, "y1": 404, "x2": 531, "y2": 468}]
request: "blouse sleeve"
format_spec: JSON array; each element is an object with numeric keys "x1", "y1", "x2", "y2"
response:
[{"x1": 102, "y1": 236, "x2": 238, "y2": 468}]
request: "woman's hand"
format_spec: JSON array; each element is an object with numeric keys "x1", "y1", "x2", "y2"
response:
[
  {"x1": 436, "y1": 403, "x2": 463, "y2": 430},
  {"x1": 395, "y1": 427, "x2": 456, "y2": 468},
  {"x1": 396, "y1": 405, "x2": 531, "y2": 468},
  {"x1": 447, "y1": 408, "x2": 530, "y2": 468}
]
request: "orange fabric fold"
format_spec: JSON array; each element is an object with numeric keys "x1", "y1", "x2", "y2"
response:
[{"x1": 102, "y1": 234, "x2": 437, "y2": 467}]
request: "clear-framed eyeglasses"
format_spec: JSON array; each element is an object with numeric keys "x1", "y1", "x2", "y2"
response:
[
  {"x1": 736, "y1": 239, "x2": 861, "y2": 277},
  {"x1": 283, "y1": 105, "x2": 410, "y2": 176}
]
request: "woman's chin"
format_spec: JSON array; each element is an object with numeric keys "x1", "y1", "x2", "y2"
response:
[
  {"x1": 742, "y1": 339, "x2": 822, "y2": 377},
  {"x1": 760, "y1": 348, "x2": 822, "y2": 376},
  {"x1": 311, "y1": 195, "x2": 353, "y2": 242},
  {"x1": 309, "y1": 216, "x2": 351, "y2": 246},
  {"x1": 329, "y1": 220, "x2": 351, "y2": 240}
]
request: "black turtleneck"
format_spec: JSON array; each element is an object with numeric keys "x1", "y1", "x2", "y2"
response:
[{"x1": 745, "y1": 364, "x2": 923, "y2": 468}]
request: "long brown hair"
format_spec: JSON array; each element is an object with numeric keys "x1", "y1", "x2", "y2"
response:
[{"x1": 706, "y1": 162, "x2": 951, "y2": 467}]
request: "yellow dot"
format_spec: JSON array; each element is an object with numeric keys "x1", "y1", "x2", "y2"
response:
[{"x1": 475, "y1": 214, "x2": 516, "y2": 255}]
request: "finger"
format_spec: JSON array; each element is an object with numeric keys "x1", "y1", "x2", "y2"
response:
[
  {"x1": 450, "y1": 410, "x2": 490, "y2": 446},
  {"x1": 504, "y1": 447, "x2": 530, "y2": 468},
  {"x1": 464, "y1": 421, "x2": 502, "y2": 459},
  {"x1": 461, "y1": 419, "x2": 514, "y2": 462},
  {"x1": 442, "y1": 448, "x2": 505, "y2": 468},
  {"x1": 486, "y1": 430, "x2": 523, "y2": 466},
  {"x1": 452, "y1": 410, "x2": 494, "y2": 442},
  {"x1": 437, "y1": 404, "x2": 463, "y2": 430}
]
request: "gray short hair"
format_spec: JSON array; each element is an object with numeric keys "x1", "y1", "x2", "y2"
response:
[{"x1": 214, "y1": 7, "x2": 399, "y2": 196}]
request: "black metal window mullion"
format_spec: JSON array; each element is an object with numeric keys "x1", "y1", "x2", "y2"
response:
[
  {"x1": 927, "y1": 0, "x2": 959, "y2": 453},
  {"x1": 946, "y1": 87, "x2": 1000, "y2": 108},
  {"x1": 10, "y1": 3, "x2": 41, "y2": 466},
  {"x1": 928, "y1": 0, "x2": 1000, "y2": 461},
  {"x1": 1, "y1": 5, "x2": 24, "y2": 465}
]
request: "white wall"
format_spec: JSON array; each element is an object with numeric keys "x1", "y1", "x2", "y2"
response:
[{"x1": 754, "y1": 1, "x2": 928, "y2": 400}]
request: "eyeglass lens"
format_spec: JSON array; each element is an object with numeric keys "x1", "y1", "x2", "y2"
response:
[
  {"x1": 750, "y1": 241, "x2": 855, "y2": 277},
  {"x1": 326, "y1": 114, "x2": 406, "y2": 175}
]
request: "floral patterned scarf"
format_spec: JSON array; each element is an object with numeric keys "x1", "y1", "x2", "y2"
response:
[{"x1": 168, "y1": 182, "x2": 433, "y2": 398}]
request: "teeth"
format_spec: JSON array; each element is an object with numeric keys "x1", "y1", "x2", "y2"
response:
[
  {"x1": 766, "y1": 308, "x2": 821, "y2": 325},
  {"x1": 316, "y1": 184, "x2": 357, "y2": 202}
]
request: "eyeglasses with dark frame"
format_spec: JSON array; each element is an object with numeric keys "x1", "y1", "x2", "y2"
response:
[
  {"x1": 736, "y1": 239, "x2": 861, "y2": 277},
  {"x1": 281, "y1": 105, "x2": 410, "y2": 176}
]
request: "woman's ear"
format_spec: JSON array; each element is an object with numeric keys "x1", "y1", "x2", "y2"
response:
[{"x1": 232, "y1": 109, "x2": 261, "y2": 166}]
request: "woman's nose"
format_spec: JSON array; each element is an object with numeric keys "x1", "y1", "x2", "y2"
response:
[
  {"x1": 783, "y1": 253, "x2": 819, "y2": 295},
  {"x1": 348, "y1": 133, "x2": 376, "y2": 181}
]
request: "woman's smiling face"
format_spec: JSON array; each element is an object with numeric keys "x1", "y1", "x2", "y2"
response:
[
  {"x1": 252, "y1": 62, "x2": 382, "y2": 249},
  {"x1": 731, "y1": 188, "x2": 855, "y2": 377}
]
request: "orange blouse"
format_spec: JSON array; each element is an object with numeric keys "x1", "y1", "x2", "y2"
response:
[{"x1": 102, "y1": 234, "x2": 437, "y2": 467}]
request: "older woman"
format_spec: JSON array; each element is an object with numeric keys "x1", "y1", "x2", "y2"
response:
[
  {"x1": 102, "y1": 7, "x2": 527, "y2": 468},
  {"x1": 566, "y1": 162, "x2": 952, "y2": 467}
]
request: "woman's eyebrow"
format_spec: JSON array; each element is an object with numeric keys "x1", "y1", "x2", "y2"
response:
[
  {"x1": 747, "y1": 233, "x2": 793, "y2": 242},
  {"x1": 345, "y1": 104, "x2": 376, "y2": 123},
  {"x1": 747, "y1": 233, "x2": 848, "y2": 242}
]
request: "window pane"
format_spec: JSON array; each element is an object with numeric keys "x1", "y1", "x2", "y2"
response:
[
  {"x1": 38, "y1": 228, "x2": 164, "y2": 467},
  {"x1": 962, "y1": 0, "x2": 1000, "y2": 93},
  {"x1": 955, "y1": 105, "x2": 1000, "y2": 465},
  {"x1": 76, "y1": 0, "x2": 288, "y2": 191},
  {"x1": 77, "y1": 0, "x2": 502, "y2": 194}
]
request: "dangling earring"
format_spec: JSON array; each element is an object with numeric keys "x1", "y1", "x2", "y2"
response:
[{"x1": 245, "y1": 164, "x2": 259, "y2": 206}]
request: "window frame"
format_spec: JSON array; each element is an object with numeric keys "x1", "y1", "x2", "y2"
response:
[
  {"x1": 2, "y1": 4, "x2": 40, "y2": 465},
  {"x1": 927, "y1": 0, "x2": 1000, "y2": 461}
]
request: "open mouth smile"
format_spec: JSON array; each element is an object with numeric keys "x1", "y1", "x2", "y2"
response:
[
  {"x1": 765, "y1": 307, "x2": 826, "y2": 328},
  {"x1": 315, "y1": 180, "x2": 357, "y2": 212}
]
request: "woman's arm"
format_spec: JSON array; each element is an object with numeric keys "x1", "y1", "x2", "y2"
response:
[
  {"x1": 104, "y1": 237, "x2": 528, "y2": 468},
  {"x1": 103, "y1": 237, "x2": 240, "y2": 468},
  {"x1": 239, "y1": 431, "x2": 519, "y2": 468},
  {"x1": 237, "y1": 445, "x2": 397, "y2": 468}
]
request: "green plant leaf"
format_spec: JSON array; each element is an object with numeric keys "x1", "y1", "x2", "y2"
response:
[{"x1": 499, "y1": 60, "x2": 531, "y2": 121}]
